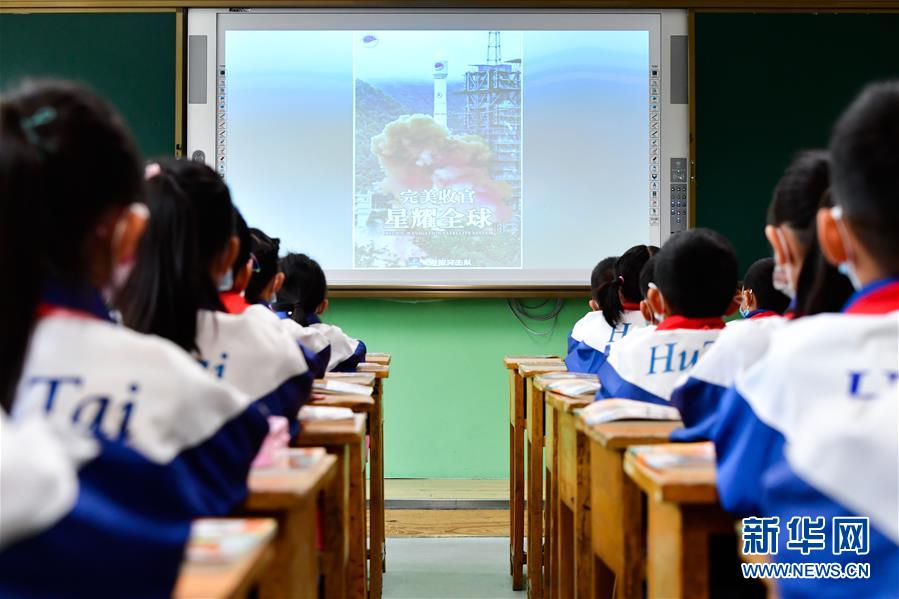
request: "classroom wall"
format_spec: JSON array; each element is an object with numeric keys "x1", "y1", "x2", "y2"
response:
[{"x1": 327, "y1": 298, "x2": 585, "y2": 478}]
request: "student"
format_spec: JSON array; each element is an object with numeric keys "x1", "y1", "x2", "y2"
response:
[
  {"x1": 670, "y1": 151, "x2": 853, "y2": 443},
  {"x1": 593, "y1": 229, "x2": 737, "y2": 404},
  {"x1": 567, "y1": 256, "x2": 616, "y2": 354},
  {"x1": 716, "y1": 82, "x2": 899, "y2": 597},
  {"x1": 737, "y1": 258, "x2": 790, "y2": 319},
  {"x1": 247, "y1": 228, "x2": 332, "y2": 378},
  {"x1": 638, "y1": 255, "x2": 659, "y2": 325},
  {"x1": 0, "y1": 81, "x2": 263, "y2": 592},
  {"x1": 118, "y1": 159, "x2": 313, "y2": 425},
  {"x1": 565, "y1": 246, "x2": 656, "y2": 373},
  {"x1": 276, "y1": 253, "x2": 367, "y2": 372}
]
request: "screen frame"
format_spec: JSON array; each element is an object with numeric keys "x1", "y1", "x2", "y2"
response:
[{"x1": 188, "y1": 8, "x2": 689, "y2": 296}]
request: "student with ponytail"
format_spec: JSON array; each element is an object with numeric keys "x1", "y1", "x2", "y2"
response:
[
  {"x1": 276, "y1": 253, "x2": 367, "y2": 372},
  {"x1": 565, "y1": 245, "x2": 657, "y2": 373},
  {"x1": 118, "y1": 159, "x2": 313, "y2": 427},
  {"x1": 0, "y1": 80, "x2": 264, "y2": 595}
]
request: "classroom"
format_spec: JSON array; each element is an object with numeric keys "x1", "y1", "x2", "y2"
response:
[{"x1": 0, "y1": 1, "x2": 897, "y2": 598}]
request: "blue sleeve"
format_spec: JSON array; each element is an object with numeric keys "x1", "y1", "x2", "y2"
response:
[
  {"x1": 565, "y1": 340, "x2": 609, "y2": 374},
  {"x1": 594, "y1": 359, "x2": 669, "y2": 406},
  {"x1": 298, "y1": 342, "x2": 329, "y2": 379},
  {"x1": 333, "y1": 339, "x2": 367, "y2": 373},
  {"x1": 566, "y1": 332, "x2": 578, "y2": 354},
  {"x1": 668, "y1": 377, "x2": 727, "y2": 442},
  {"x1": 711, "y1": 385, "x2": 786, "y2": 516}
]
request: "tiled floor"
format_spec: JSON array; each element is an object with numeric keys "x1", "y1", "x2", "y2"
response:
[{"x1": 382, "y1": 537, "x2": 524, "y2": 599}]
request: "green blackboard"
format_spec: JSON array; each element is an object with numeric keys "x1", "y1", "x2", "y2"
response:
[
  {"x1": 0, "y1": 12, "x2": 177, "y2": 159},
  {"x1": 694, "y1": 12, "x2": 899, "y2": 273}
]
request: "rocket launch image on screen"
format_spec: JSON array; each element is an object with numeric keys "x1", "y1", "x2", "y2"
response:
[{"x1": 353, "y1": 31, "x2": 523, "y2": 269}]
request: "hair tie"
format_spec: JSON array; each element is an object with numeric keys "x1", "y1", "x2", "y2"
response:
[
  {"x1": 20, "y1": 106, "x2": 58, "y2": 153},
  {"x1": 618, "y1": 275, "x2": 625, "y2": 284},
  {"x1": 145, "y1": 163, "x2": 162, "y2": 180}
]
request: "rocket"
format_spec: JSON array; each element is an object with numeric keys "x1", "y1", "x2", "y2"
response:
[{"x1": 433, "y1": 58, "x2": 448, "y2": 128}]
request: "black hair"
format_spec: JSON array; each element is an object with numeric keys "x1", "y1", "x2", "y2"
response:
[
  {"x1": 767, "y1": 151, "x2": 852, "y2": 317},
  {"x1": 598, "y1": 245, "x2": 659, "y2": 327},
  {"x1": 639, "y1": 255, "x2": 656, "y2": 300},
  {"x1": 118, "y1": 158, "x2": 234, "y2": 352},
  {"x1": 245, "y1": 227, "x2": 281, "y2": 305},
  {"x1": 276, "y1": 253, "x2": 327, "y2": 325},
  {"x1": 829, "y1": 81, "x2": 899, "y2": 275},
  {"x1": 590, "y1": 256, "x2": 617, "y2": 304},
  {"x1": 742, "y1": 258, "x2": 790, "y2": 315},
  {"x1": 0, "y1": 80, "x2": 143, "y2": 411},
  {"x1": 231, "y1": 208, "x2": 251, "y2": 280},
  {"x1": 654, "y1": 229, "x2": 737, "y2": 318}
]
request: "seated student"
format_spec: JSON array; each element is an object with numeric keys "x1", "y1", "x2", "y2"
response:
[
  {"x1": 565, "y1": 246, "x2": 657, "y2": 373},
  {"x1": 566, "y1": 255, "x2": 615, "y2": 355},
  {"x1": 594, "y1": 229, "x2": 737, "y2": 404},
  {"x1": 276, "y1": 253, "x2": 367, "y2": 372},
  {"x1": 670, "y1": 152, "x2": 855, "y2": 444},
  {"x1": 218, "y1": 209, "x2": 255, "y2": 315},
  {"x1": 118, "y1": 160, "x2": 313, "y2": 425},
  {"x1": 719, "y1": 83, "x2": 899, "y2": 597},
  {"x1": 247, "y1": 227, "x2": 332, "y2": 378},
  {"x1": 737, "y1": 258, "x2": 790, "y2": 319},
  {"x1": 0, "y1": 81, "x2": 264, "y2": 593}
]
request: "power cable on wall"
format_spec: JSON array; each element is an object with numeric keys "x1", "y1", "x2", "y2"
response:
[{"x1": 507, "y1": 298, "x2": 564, "y2": 337}]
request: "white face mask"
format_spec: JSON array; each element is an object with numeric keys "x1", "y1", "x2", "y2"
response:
[
  {"x1": 772, "y1": 228, "x2": 797, "y2": 300},
  {"x1": 217, "y1": 269, "x2": 234, "y2": 292},
  {"x1": 831, "y1": 205, "x2": 863, "y2": 291},
  {"x1": 102, "y1": 203, "x2": 149, "y2": 303}
]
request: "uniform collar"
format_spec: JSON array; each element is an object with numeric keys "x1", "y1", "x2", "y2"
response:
[
  {"x1": 655, "y1": 315, "x2": 725, "y2": 331},
  {"x1": 746, "y1": 309, "x2": 779, "y2": 320},
  {"x1": 842, "y1": 277, "x2": 899, "y2": 315},
  {"x1": 219, "y1": 291, "x2": 251, "y2": 315},
  {"x1": 39, "y1": 280, "x2": 113, "y2": 322},
  {"x1": 621, "y1": 302, "x2": 641, "y2": 311}
]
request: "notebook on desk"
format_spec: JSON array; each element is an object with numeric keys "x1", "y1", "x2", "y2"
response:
[
  {"x1": 580, "y1": 398, "x2": 681, "y2": 425},
  {"x1": 185, "y1": 519, "x2": 277, "y2": 565}
]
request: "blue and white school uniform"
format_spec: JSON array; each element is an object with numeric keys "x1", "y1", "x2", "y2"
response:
[
  {"x1": 279, "y1": 317, "x2": 331, "y2": 378},
  {"x1": 282, "y1": 313, "x2": 366, "y2": 372},
  {"x1": 594, "y1": 315, "x2": 725, "y2": 404},
  {"x1": 12, "y1": 285, "x2": 268, "y2": 517},
  {"x1": 196, "y1": 304, "x2": 313, "y2": 429},
  {"x1": 712, "y1": 279, "x2": 899, "y2": 520},
  {"x1": 565, "y1": 307, "x2": 647, "y2": 373},
  {"x1": 0, "y1": 414, "x2": 195, "y2": 597},
  {"x1": 669, "y1": 315, "x2": 786, "y2": 441}
]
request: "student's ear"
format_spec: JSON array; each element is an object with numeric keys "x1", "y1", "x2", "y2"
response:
[
  {"x1": 588, "y1": 299, "x2": 600, "y2": 312},
  {"x1": 111, "y1": 203, "x2": 149, "y2": 266},
  {"x1": 817, "y1": 207, "x2": 848, "y2": 267},
  {"x1": 742, "y1": 289, "x2": 757, "y2": 311},
  {"x1": 765, "y1": 225, "x2": 787, "y2": 265},
  {"x1": 640, "y1": 300, "x2": 654, "y2": 324},
  {"x1": 647, "y1": 286, "x2": 667, "y2": 318},
  {"x1": 271, "y1": 272, "x2": 285, "y2": 296},
  {"x1": 316, "y1": 299, "x2": 329, "y2": 315},
  {"x1": 214, "y1": 236, "x2": 240, "y2": 281}
]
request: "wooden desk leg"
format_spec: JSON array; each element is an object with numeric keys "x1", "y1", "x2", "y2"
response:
[
  {"x1": 510, "y1": 371, "x2": 526, "y2": 590},
  {"x1": 545, "y1": 406, "x2": 556, "y2": 599},
  {"x1": 574, "y1": 428, "x2": 592, "y2": 599},
  {"x1": 246, "y1": 497, "x2": 318, "y2": 599},
  {"x1": 348, "y1": 438, "x2": 368, "y2": 598},
  {"x1": 369, "y1": 382, "x2": 385, "y2": 598},
  {"x1": 647, "y1": 502, "x2": 734, "y2": 599},
  {"x1": 590, "y1": 444, "x2": 644, "y2": 599},
  {"x1": 321, "y1": 447, "x2": 349, "y2": 599},
  {"x1": 526, "y1": 380, "x2": 544, "y2": 599}
]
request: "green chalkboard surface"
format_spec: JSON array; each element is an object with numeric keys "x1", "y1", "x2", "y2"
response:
[
  {"x1": 0, "y1": 12, "x2": 177, "y2": 159},
  {"x1": 694, "y1": 13, "x2": 899, "y2": 272}
]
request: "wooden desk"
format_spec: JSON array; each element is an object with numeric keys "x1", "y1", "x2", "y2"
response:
[
  {"x1": 364, "y1": 352, "x2": 391, "y2": 365},
  {"x1": 577, "y1": 419, "x2": 683, "y2": 599},
  {"x1": 310, "y1": 393, "x2": 375, "y2": 413},
  {"x1": 241, "y1": 452, "x2": 338, "y2": 599},
  {"x1": 174, "y1": 519, "x2": 276, "y2": 599},
  {"x1": 355, "y1": 361, "x2": 390, "y2": 598},
  {"x1": 503, "y1": 355, "x2": 564, "y2": 592},
  {"x1": 324, "y1": 372, "x2": 377, "y2": 386},
  {"x1": 541, "y1": 385, "x2": 593, "y2": 599},
  {"x1": 294, "y1": 414, "x2": 368, "y2": 599},
  {"x1": 520, "y1": 361, "x2": 567, "y2": 598},
  {"x1": 624, "y1": 443, "x2": 736, "y2": 599}
]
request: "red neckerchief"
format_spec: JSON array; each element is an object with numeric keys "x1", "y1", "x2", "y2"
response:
[
  {"x1": 219, "y1": 291, "x2": 251, "y2": 315},
  {"x1": 655, "y1": 315, "x2": 726, "y2": 331},
  {"x1": 36, "y1": 303, "x2": 101, "y2": 321},
  {"x1": 844, "y1": 280, "x2": 899, "y2": 315},
  {"x1": 749, "y1": 310, "x2": 779, "y2": 320},
  {"x1": 621, "y1": 302, "x2": 641, "y2": 311}
]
